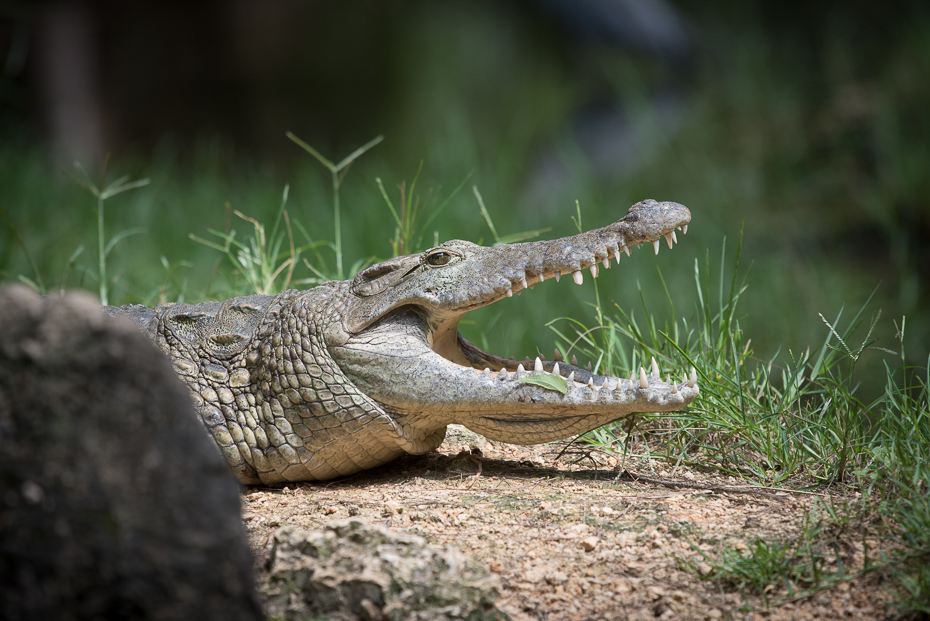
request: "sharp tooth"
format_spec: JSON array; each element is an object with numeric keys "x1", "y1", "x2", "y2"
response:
[
  {"x1": 639, "y1": 367, "x2": 648, "y2": 389},
  {"x1": 553, "y1": 348, "x2": 563, "y2": 362},
  {"x1": 672, "y1": 383, "x2": 678, "y2": 394},
  {"x1": 586, "y1": 361, "x2": 592, "y2": 372},
  {"x1": 623, "y1": 244, "x2": 631, "y2": 257},
  {"x1": 567, "y1": 371, "x2": 575, "y2": 383},
  {"x1": 506, "y1": 288, "x2": 513, "y2": 297},
  {"x1": 666, "y1": 374, "x2": 671, "y2": 383},
  {"x1": 683, "y1": 224, "x2": 688, "y2": 235},
  {"x1": 682, "y1": 372, "x2": 688, "y2": 384},
  {"x1": 534, "y1": 357, "x2": 543, "y2": 372},
  {"x1": 651, "y1": 357, "x2": 660, "y2": 378},
  {"x1": 483, "y1": 368, "x2": 491, "y2": 374},
  {"x1": 689, "y1": 367, "x2": 697, "y2": 388},
  {"x1": 572, "y1": 270, "x2": 584, "y2": 285},
  {"x1": 590, "y1": 264, "x2": 598, "y2": 278},
  {"x1": 571, "y1": 355, "x2": 578, "y2": 367},
  {"x1": 540, "y1": 353, "x2": 546, "y2": 360},
  {"x1": 665, "y1": 233, "x2": 674, "y2": 249},
  {"x1": 517, "y1": 364, "x2": 525, "y2": 373},
  {"x1": 538, "y1": 272, "x2": 545, "y2": 282},
  {"x1": 653, "y1": 240, "x2": 660, "y2": 255},
  {"x1": 602, "y1": 257, "x2": 610, "y2": 269},
  {"x1": 630, "y1": 370, "x2": 635, "y2": 381},
  {"x1": 671, "y1": 230, "x2": 678, "y2": 244},
  {"x1": 554, "y1": 272, "x2": 561, "y2": 283},
  {"x1": 519, "y1": 277, "x2": 528, "y2": 290},
  {"x1": 499, "y1": 368, "x2": 508, "y2": 378},
  {"x1": 552, "y1": 362, "x2": 560, "y2": 376}
]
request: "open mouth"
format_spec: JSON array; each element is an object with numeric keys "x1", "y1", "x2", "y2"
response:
[
  {"x1": 425, "y1": 218, "x2": 696, "y2": 393},
  {"x1": 334, "y1": 199, "x2": 699, "y2": 447}
]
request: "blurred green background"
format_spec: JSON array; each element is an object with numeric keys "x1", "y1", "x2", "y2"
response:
[{"x1": 1, "y1": 0, "x2": 927, "y2": 397}]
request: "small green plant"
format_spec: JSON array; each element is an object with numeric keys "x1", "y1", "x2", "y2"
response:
[
  {"x1": 63, "y1": 159, "x2": 150, "y2": 305},
  {"x1": 0, "y1": 202, "x2": 45, "y2": 293},
  {"x1": 894, "y1": 563, "x2": 930, "y2": 616},
  {"x1": 679, "y1": 501, "x2": 875, "y2": 607},
  {"x1": 375, "y1": 162, "x2": 471, "y2": 256},
  {"x1": 191, "y1": 134, "x2": 389, "y2": 294},
  {"x1": 286, "y1": 131, "x2": 383, "y2": 280},
  {"x1": 190, "y1": 186, "x2": 300, "y2": 296}
]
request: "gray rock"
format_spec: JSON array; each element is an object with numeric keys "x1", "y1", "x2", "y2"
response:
[
  {"x1": 263, "y1": 519, "x2": 510, "y2": 621},
  {"x1": 0, "y1": 285, "x2": 262, "y2": 621}
]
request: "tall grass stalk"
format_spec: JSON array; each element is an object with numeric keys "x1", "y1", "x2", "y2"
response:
[
  {"x1": 62, "y1": 159, "x2": 150, "y2": 305},
  {"x1": 286, "y1": 132, "x2": 383, "y2": 280},
  {"x1": 375, "y1": 164, "x2": 472, "y2": 256},
  {"x1": 0, "y1": 203, "x2": 45, "y2": 293}
]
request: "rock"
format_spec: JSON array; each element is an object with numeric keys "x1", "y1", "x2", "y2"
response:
[
  {"x1": 263, "y1": 519, "x2": 510, "y2": 621},
  {"x1": 524, "y1": 563, "x2": 568, "y2": 586},
  {"x1": 0, "y1": 285, "x2": 261, "y2": 621}
]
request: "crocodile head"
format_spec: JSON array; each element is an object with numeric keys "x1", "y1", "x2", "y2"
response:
[{"x1": 329, "y1": 199, "x2": 698, "y2": 445}]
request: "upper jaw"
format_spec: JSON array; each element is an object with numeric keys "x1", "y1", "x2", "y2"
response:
[
  {"x1": 344, "y1": 200, "x2": 690, "y2": 334},
  {"x1": 466, "y1": 201, "x2": 691, "y2": 305}
]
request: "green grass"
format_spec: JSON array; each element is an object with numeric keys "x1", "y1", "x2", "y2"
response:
[
  {"x1": 683, "y1": 503, "x2": 860, "y2": 606},
  {"x1": 61, "y1": 159, "x2": 151, "y2": 305},
  {"x1": 568, "y1": 236, "x2": 930, "y2": 613}
]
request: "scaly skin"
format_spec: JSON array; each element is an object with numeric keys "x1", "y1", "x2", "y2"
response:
[{"x1": 105, "y1": 199, "x2": 698, "y2": 484}]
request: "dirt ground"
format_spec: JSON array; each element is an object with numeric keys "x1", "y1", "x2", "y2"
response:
[{"x1": 242, "y1": 429, "x2": 898, "y2": 620}]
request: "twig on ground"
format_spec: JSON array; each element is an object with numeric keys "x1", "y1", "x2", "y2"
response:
[{"x1": 620, "y1": 470, "x2": 788, "y2": 502}]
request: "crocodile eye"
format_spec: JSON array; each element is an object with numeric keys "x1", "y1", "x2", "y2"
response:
[{"x1": 426, "y1": 251, "x2": 452, "y2": 266}]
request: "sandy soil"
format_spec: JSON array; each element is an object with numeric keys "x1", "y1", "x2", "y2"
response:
[{"x1": 242, "y1": 430, "x2": 898, "y2": 620}]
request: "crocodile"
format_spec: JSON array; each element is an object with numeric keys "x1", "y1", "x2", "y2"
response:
[{"x1": 104, "y1": 199, "x2": 697, "y2": 485}]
